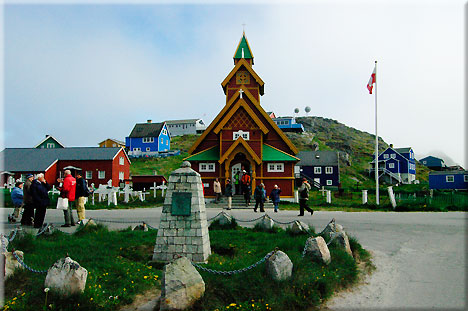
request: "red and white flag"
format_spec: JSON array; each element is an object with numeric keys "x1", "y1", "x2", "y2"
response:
[{"x1": 367, "y1": 66, "x2": 376, "y2": 94}]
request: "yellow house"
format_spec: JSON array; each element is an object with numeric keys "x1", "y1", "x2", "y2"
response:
[{"x1": 98, "y1": 138, "x2": 125, "y2": 148}]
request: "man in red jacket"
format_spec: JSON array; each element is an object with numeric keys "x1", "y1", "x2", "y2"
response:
[{"x1": 58, "y1": 170, "x2": 76, "y2": 227}]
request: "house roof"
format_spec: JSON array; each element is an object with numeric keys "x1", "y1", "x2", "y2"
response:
[
  {"x1": 128, "y1": 122, "x2": 165, "y2": 138},
  {"x1": 296, "y1": 151, "x2": 339, "y2": 166},
  {"x1": 99, "y1": 138, "x2": 125, "y2": 145},
  {"x1": 1, "y1": 147, "x2": 126, "y2": 172},
  {"x1": 429, "y1": 170, "x2": 467, "y2": 176},
  {"x1": 184, "y1": 146, "x2": 220, "y2": 161},
  {"x1": 263, "y1": 144, "x2": 300, "y2": 161},
  {"x1": 394, "y1": 147, "x2": 412, "y2": 154},
  {"x1": 233, "y1": 32, "x2": 254, "y2": 63},
  {"x1": 34, "y1": 135, "x2": 65, "y2": 148},
  {"x1": 165, "y1": 119, "x2": 202, "y2": 124}
]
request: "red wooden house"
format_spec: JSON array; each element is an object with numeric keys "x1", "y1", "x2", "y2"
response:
[
  {"x1": 185, "y1": 32, "x2": 299, "y2": 199},
  {"x1": 1, "y1": 147, "x2": 130, "y2": 187}
]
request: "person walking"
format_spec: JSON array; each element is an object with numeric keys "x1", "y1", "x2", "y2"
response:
[
  {"x1": 20, "y1": 174, "x2": 35, "y2": 226},
  {"x1": 75, "y1": 172, "x2": 91, "y2": 222},
  {"x1": 9, "y1": 182, "x2": 24, "y2": 223},
  {"x1": 224, "y1": 179, "x2": 233, "y2": 210},
  {"x1": 57, "y1": 170, "x2": 76, "y2": 227},
  {"x1": 31, "y1": 173, "x2": 51, "y2": 228},
  {"x1": 298, "y1": 178, "x2": 314, "y2": 216},
  {"x1": 213, "y1": 178, "x2": 222, "y2": 204},
  {"x1": 253, "y1": 183, "x2": 266, "y2": 212},
  {"x1": 269, "y1": 185, "x2": 282, "y2": 213},
  {"x1": 233, "y1": 171, "x2": 240, "y2": 195}
]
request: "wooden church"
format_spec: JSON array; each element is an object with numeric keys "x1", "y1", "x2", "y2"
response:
[{"x1": 185, "y1": 32, "x2": 299, "y2": 199}]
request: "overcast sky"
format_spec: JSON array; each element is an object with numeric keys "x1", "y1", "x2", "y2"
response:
[{"x1": 3, "y1": 0, "x2": 466, "y2": 167}]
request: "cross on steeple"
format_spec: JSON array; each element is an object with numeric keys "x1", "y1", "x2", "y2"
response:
[
  {"x1": 242, "y1": 23, "x2": 246, "y2": 34},
  {"x1": 238, "y1": 88, "x2": 244, "y2": 98}
]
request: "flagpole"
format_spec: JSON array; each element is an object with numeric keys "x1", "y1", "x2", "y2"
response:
[{"x1": 374, "y1": 60, "x2": 379, "y2": 205}]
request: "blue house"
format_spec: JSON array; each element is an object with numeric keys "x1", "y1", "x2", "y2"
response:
[
  {"x1": 125, "y1": 120, "x2": 170, "y2": 156},
  {"x1": 369, "y1": 145, "x2": 416, "y2": 184},
  {"x1": 429, "y1": 170, "x2": 468, "y2": 190},
  {"x1": 420, "y1": 156, "x2": 446, "y2": 171},
  {"x1": 272, "y1": 117, "x2": 304, "y2": 133},
  {"x1": 295, "y1": 151, "x2": 340, "y2": 188}
]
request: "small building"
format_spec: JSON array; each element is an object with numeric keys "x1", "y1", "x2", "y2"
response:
[
  {"x1": 1, "y1": 147, "x2": 130, "y2": 187},
  {"x1": 429, "y1": 170, "x2": 468, "y2": 190},
  {"x1": 130, "y1": 175, "x2": 168, "y2": 191},
  {"x1": 165, "y1": 119, "x2": 207, "y2": 136},
  {"x1": 99, "y1": 138, "x2": 125, "y2": 149},
  {"x1": 369, "y1": 145, "x2": 416, "y2": 184},
  {"x1": 419, "y1": 156, "x2": 446, "y2": 171},
  {"x1": 125, "y1": 120, "x2": 170, "y2": 156},
  {"x1": 295, "y1": 151, "x2": 340, "y2": 188},
  {"x1": 34, "y1": 135, "x2": 64, "y2": 149},
  {"x1": 272, "y1": 116, "x2": 305, "y2": 133},
  {"x1": 266, "y1": 111, "x2": 276, "y2": 118}
]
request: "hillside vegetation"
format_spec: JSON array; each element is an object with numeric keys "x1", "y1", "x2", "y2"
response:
[{"x1": 130, "y1": 117, "x2": 430, "y2": 188}]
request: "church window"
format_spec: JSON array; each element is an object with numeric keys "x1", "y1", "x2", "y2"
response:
[
  {"x1": 200, "y1": 163, "x2": 215, "y2": 172},
  {"x1": 267, "y1": 163, "x2": 284, "y2": 172},
  {"x1": 233, "y1": 130, "x2": 249, "y2": 141}
]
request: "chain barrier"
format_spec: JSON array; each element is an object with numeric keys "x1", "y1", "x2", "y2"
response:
[
  {"x1": 11, "y1": 249, "x2": 48, "y2": 274},
  {"x1": 230, "y1": 215, "x2": 265, "y2": 223},
  {"x1": 8, "y1": 227, "x2": 19, "y2": 242},
  {"x1": 207, "y1": 212, "x2": 224, "y2": 221},
  {"x1": 192, "y1": 249, "x2": 277, "y2": 275},
  {"x1": 92, "y1": 218, "x2": 148, "y2": 224},
  {"x1": 301, "y1": 219, "x2": 339, "y2": 258}
]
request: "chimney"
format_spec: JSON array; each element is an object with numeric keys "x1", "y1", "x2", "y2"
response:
[
  {"x1": 46, "y1": 135, "x2": 50, "y2": 138},
  {"x1": 147, "y1": 120, "x2": 152, "y2": 123},
  {"x1": 390, "y1": 144, "x2": 393, "y2": 148}
]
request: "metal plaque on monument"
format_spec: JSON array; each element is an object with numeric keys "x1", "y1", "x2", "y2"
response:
[{"x1": 152, "y1": 161, "x2": 211, "y2": 263}]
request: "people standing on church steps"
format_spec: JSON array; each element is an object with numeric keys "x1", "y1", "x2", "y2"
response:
[
  {"x1": 31, "y1": 173, "x2": 51, "y2": 228},
  {"x1": 253, "y1": 183, "x2": 266, "y2": 213},
  {"x1": 9, "y1": 182, "x2": 24, "y2": 222},
  {"x1": 269, "y1": 185, "x2": 282, "y2": 213},
  {"x1": 244, "y1": 181, "x2": 251, "y2": 207},
  {"x1": 75, "y1": 172, "x2": 91, "y2": 222},
  {"x1": 57, "y1": 170, "x2": 76, "y2": 227},
  {"x1": 241, "y1": 170, "x2": 251, "y2": 195},
  {"x1": 234, "y1": 171, "x2": 240, "y2": 195},
  {"x1": 20, "y1": 174, "x2": 35, "y2": 226},
  {"x1": 224, "y1": 179, "x2": 233, "y2": 210},
  {"x1": 213, "y1": 178, "x2": 222, "y2": 203},
  {"x1": 298, "y1": 178, "x2": 314, "y2": 216}
]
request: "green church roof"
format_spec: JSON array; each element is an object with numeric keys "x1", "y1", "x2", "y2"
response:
[
  {"x1": 233, "y1": 33, "x2": 253, "y2": 61},
  {"x1": 262, "y1": 144, "x2": 299, "y2": 162},
  {"x1": 184, "y1": 146, "x2": 219, "y2": 161}
]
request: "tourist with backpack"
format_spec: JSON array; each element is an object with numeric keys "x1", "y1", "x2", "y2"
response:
[{"x1": 298, "y1": 178, "x2": 314, "y2": 216}]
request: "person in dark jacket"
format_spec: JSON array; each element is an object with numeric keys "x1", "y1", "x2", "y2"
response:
[
  {"x1": 253, "y1": 183, "x2": 266, "y2": 213},
  {"x1": 75, "y1": 172, "x2": 91, "y2": 222},
  {"x1": 31, "y1": 173, "x2": 51, "y2": 228},
  {"x1": 243, "y1": 181, "x2": 251, "y2": 207},
  {"x1": 269, "y1": 185, "x2": 282, "y2": 213},
  {"x1": 9, "y1": 182, "x2": 24, "y2": 222},
  {"x1": 224, "y1": 179, "x2": 233, "y2": 210},
  {"x1": 20, "y1": 174, "x2": 35, "y2": 226}
]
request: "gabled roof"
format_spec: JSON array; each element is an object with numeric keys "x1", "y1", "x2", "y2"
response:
[
  {"x1": 184, "y1": 146, "x2": 219, "y2": 161},
  {"x1": 221, "y1": 58, "x2": 264, "y2": 95},
  {"x1": 296, "y1": 151, "x2": 339, "y2": 166},
  {"x1": 188, "y1": 86, "x2": 298, "y2": 155},
  {"x1": 165, "y1": 119, "x2": 202, "y2": 124},
  {"x1": 395, "y1": 147, "x2": 412, "y2": 154},
  {"x1": 128, "y1": 122, "x2": 165, "y2": 138},
  {"x1": 233, "y1": 32, "x2": 254, "y2": 63},
  {"x1": 219, "y1": 137, "x2": 261, "y2": 165},
  {"x1": 263, "y1": 144, "x2": 300, "y2": 161},
  {"x1": 213, "y1": 99, "x2": 268, "y2": 134},
  {"x1": 34, "y1": 135, "x2": 65, "y2": 148},
  {"x1": 1, "y1": 147, "x2": 128, "y2": 172},
  {"x1": 99, "y1": 138, "x2": 125, "y2": 145}
]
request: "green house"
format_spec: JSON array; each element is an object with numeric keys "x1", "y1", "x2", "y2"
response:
[{"x1": 34, "y1": 135, "x2": 65, "y2": 149}]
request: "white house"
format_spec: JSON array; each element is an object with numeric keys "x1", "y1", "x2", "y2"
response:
[{"x1": 165, "y1": 119, "x2": 206, "y2": 136}]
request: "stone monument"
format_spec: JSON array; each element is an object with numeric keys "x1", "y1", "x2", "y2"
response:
[{"x1": 152, "y1": 161, "x2": 211, "y2": 263}]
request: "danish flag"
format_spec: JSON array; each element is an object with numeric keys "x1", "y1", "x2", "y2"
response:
[{"x1": 367, "y1": 66, "x2": 376, "y2": 94}]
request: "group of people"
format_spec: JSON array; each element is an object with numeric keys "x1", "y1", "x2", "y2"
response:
[
  {"x1": 212, "y1": 176, "x2": 314, "y2": 216},
  {"x1": 9, "y1": 170, "x2": 92, "y2": 228}
]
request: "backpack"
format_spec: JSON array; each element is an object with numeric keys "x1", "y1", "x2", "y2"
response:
[{"x1": 300, "y1": 187, "x2": 309, "y2": 199}]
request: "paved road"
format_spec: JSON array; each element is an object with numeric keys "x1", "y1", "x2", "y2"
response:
[{"x1": 1, "y1": 208, "x2": 466, "y2": 310}]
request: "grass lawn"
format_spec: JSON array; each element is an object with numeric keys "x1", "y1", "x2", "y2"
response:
[{"x1": 4, "y1": 223, "x2": 372, "y2": 311}]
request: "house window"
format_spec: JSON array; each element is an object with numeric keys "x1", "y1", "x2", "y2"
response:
[
  {"x1": 464, "y1": 175, "x2": 468, "y2": 182},
  {"x1": 85, "y1": 171, "x2": 92, "y2": 179},
  {"x1": 133, "y1": 147, "x2": 141, "y2": 152},
  {"x1": 325, "y1": 167, "x2": 333, "y2": 174},
  {"x1": 119, "y1": 171, "x2": 124, "y2": 180},
  {"x1": 326, "y1": 180, "x2": 333, "y2": 186},
  {"x1": 160, "y1": 138, "x2": 163, "y2": 144},
  {"x1": 388, "y1": 163, "x2": 395, "y2": 169},
  {"x1": 267, "y1": 163, "x2": 284, "y2": 172},
  {"x1": 112, "y1": 143, "x2": 116, "y2": 147},
  {"x1": 423, "y1": 161, "x2": 426, "y2": 164},
  {"x1": 233, "y1": 130, "x2": 249, "y2": 141},
  {"x1": 20, "y1": 174, "x2": 27, "y2": 182},
  {"x1": 314, "y1": 167, "x2": 322, "y2": 174},
  {"x1": 383, "y1": 154, "x2": 389, "y2": 159},
  {"x1": 446, "y1": 175, "x2": 454, "y2": 183},
  {"x1": 47, "y1": 143, "x2": 54, "y2": 148},
  {"x1": 391, "y1": 153, "x2": 396, "y2": 159},
  {"x1": 119, "y1": 157, "x2": 124, "y2": 165},
  {"x1": 162, "y1": 129, "x2": 167, "y2": 135},
  {"x1": 142, "y1": 137, "x2": 154, "y2": 143},
  {"x1": 199, "y1": 163, "x2": 215, "y2": 172},
  {"x1": 146, "y1": 147, "x2": 151, "y2": 152},
  {"x1": 98, "y1": 171, "x2": 105, "y2": 179}
]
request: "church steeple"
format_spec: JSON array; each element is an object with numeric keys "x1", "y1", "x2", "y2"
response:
[{"x1": 233, "y1": 32, "x2": 254, "y2": 65}]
